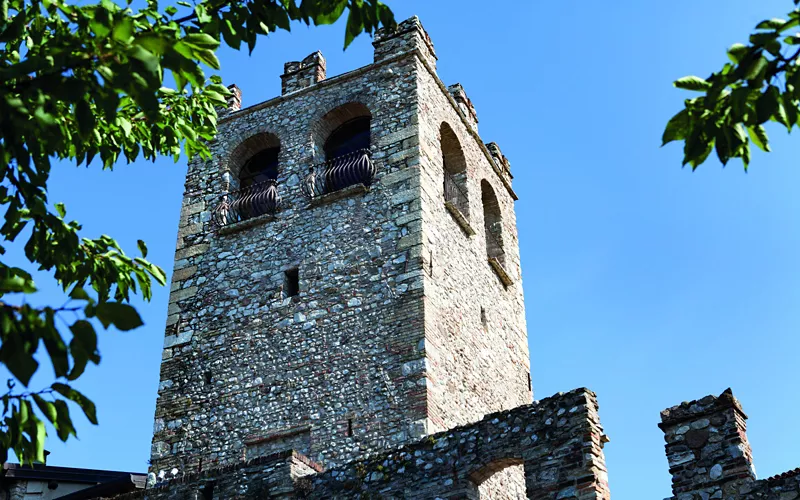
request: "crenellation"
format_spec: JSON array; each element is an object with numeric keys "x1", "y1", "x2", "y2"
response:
[
  {"x1": 373, "y1": 16, "x2": 437, "y2": 69},
  {"x1": 447, "y1": 83, "x2": 479, "y2": 132},
  {"x1": 281, "y1": 51, "x2": 327, "y2": 95}
]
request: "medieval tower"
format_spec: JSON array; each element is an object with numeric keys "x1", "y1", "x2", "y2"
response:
[{"x1": 150, "y1": 16, "x2": 532, "y2": 486}]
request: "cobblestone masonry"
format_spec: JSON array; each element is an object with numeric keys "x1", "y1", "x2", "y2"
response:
[
  {"x1": 150, "y1": 16, "x2": 536, "y2": 496},
  {"x1": 103, "y1": 389, "x2": 610, "y2": 499},
  {"x1": 660, "y1": 389, "x2": 800, "y2": 499}
]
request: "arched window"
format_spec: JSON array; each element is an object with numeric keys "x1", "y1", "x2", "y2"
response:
[
  {"x1": 303, "y1": 103, "x2": 375, "y2": 198},
  {"x1": 481, "y1": 180, "x2": 504, "y2": 265},
  {"x1": 324, "y1": 116, "x2": 371, "y2": 160},
  {"x1": 440, "y1": 122, "x2": 469, "y2": 219},
  {"x1": 214, "y1": 133, "x2": 282, "y2": 226},
  {"x1": 239, "y1": 147, "x2": 279, "y2": 188}
]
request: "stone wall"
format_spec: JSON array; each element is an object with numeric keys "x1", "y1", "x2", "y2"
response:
[
  {"x1": 100, "y1": 389, "x2": 610, "y2": 499},
  {"x1": 152, "y1": 34, "x2": 428, "y2": 476},
  {"x1": 150, "y1": 16, "x2": 534, "y2": 486},
  {"x1": 415, "y1": 52, "x2": 531, "y2": 435},
  {"x1": 660, "y1": 389, "x2": 800, "y2": 499}
]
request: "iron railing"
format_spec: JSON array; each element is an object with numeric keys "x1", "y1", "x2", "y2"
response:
[
  {"x1": 301, "y1": 149, "x2": 375, "y2": 200},
  {"x1": 213, "y1": 179, "x2": 280, "y2": 227},
  {"x1": 444, "y1": 171, "x2": 469, "y2": 218},
  {"x1": 485, "y1": 223, "x2": 505, "y2": 264}
]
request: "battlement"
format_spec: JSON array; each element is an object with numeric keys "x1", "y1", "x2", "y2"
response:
[
  {"x1": 106, "y1": 389, "x2": 609, "y2": 499},
  {"x1": 659, "y1": 389, "x2": 800, "y2": 499}
]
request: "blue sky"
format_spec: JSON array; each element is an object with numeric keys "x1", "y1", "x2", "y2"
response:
[{"x1": 8, "y1": 1, "x2": 800, "y2": 498}]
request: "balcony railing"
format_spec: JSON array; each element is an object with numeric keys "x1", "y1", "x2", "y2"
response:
[
  {"x1": 444, "y1": 171, "x2": 469, "y2": 218},
  {"x1": 301, "y1": 149, "x2": 375, "y2": 200},
  {"x1": 213, "y1": 179, "x2": 280, "y2": 228},
  {"x1": 485, "y1": 225, "x2": 505, "y2": 263}
]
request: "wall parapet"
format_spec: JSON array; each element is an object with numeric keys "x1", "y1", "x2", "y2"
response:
[
  {"x1": 659, "y1": 389, "x2": 800, "y2": 500},
  {"x1": 93, "y1": 388, "x2": 610, "y2": 499}
]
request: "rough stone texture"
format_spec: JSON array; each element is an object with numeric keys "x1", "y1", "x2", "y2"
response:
[
  {"x1": 660, "y1": 389, "x2": 800, "y2": 499},
  {"x1": 103, "y1": 389, "x2": 610, "y2": 499},
  {"x1": 149, "y1": 18, "x2": 536, "y2": 498}
]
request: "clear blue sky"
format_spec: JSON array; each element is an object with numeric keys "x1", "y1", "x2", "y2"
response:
[{"x1": 8, "y1": 1, "x2": 800, "y2": 498}]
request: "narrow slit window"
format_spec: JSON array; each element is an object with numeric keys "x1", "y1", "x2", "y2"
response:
[
  {"x1": 347, "y1": 418, "x2": 353, "y2": 437},
  {"x1": 480, "y1": 307, "x2": 488, "y2": 332},
  {"x1": 204, "y1": 370, "x2": 212, "y2": 386},
  {"x1": 284, "y1": 268, "x2": 299, "y2": 298},
  {"x1": 527, "y1": 372, "x2": 531, "y2": 391}
]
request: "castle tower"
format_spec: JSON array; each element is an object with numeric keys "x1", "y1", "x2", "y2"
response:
[{"x1": 150, "y1": 17, "x2": 531, "y2": 479}]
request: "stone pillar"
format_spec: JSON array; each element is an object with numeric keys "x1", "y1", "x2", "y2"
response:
[
  {"x1": 485, "y1": 142, "x2": 513, "y2": 185},
  {"x1": 373, "y1": 16, "x2": 437, "y2": 69},
  {"x1": 659, "y1": 389, "x2": 756, "y2": 499},
  {"x1": 447, "y1": 83, "x2": 478, "y2": 132},
  {"x1": 226, "y1": 84, "x2": 242, "y2": 111},
  {"x1": 281, "y1": 51, "x2": 326, "y2": 95}
]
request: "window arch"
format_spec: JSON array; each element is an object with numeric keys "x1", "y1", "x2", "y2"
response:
[
  {"x1": 440, "y1": 122, "x2": 469, "y2": 219},
  {"x1": 218, "y1": 132, "x2": 282, "y2": 224},
  {"x1": 312, "y1": 102, "x2": 372, "y2": 159},
  {"x1": 481, "y1": 180, "x2": 504, "y2": 265},
  {"x1": 229, "y1": 132, "x2": 281, "y2": 187},
  {"x1": 303, "y1": 103, "x2": 375, "y2": 198},
  {"x1": 324, "y1": 116, "x2": 370, "y2": 160}
]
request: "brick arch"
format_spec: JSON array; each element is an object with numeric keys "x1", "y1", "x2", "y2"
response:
[
  {"x1": 227, "y1": 132, "x2": 282, "y2": 180},
  {"x1": 468, "y1": 457, "x2": 527, "y2": 499},
  {"x1": 440, "y1": 121, "x2": 467, "y2": 176},
  {"x1": 440, "y1": 121, "x2": 470, "y2": 218},
  {"x1": 308, "y1": 101, "x2": 373, "y2": 159},
  {"x1": 481, "y1": 179, "x2": 504, "y2": 263}
]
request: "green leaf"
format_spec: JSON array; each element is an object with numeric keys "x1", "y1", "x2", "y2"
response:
[
  {"x1": 94, "y1": 302, "x2": 143, "y2": 331},
  {"x1": 674, "y1": 76, "x2": 712, "y2": 91},
  {"x1": 182, "y1": 33, "x2": 220, "y2": 50},
  {"x1": 662, "y1": 109, "x2": 690, "y2": 145},
  {"x1": 727, "y1": 43, "x2": 749, "y2": 64},
  {"x1": 51, "y1": 383, "x2": 98, "y2": 425},
  {"x1": 756, "y1": 18, "x2": 787, "y2": 30},
  {"x1": 747, "y1": 124, "x2": 770, "y2": 152},
  {"x1": 32, "y1": 395, "x2": 57, "y2": 424},
  {"x1": 112, "y1": 16, "x2": 134, "y2": 43},
  {"x1": 137, "y1": 239, "x2": 148, "y2": 258}
]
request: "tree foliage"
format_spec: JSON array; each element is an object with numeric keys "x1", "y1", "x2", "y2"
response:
[
  {"x1": 663, "y1": 0, "x2": 800, "y2": 169},
  {"x1": 0, "y1": 0, "x2": 394, "y2": 463}
]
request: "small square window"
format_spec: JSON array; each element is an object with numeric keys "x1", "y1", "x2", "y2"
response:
[{"x1": 284, "y1": 268, "x2": 299, "y2": 298}]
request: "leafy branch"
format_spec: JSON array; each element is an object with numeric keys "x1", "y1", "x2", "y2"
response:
[
  {"x1": 663, "y1": 0, "x2": 800, "y2": 169},
  {"x1": 0, "y1": 0, "x2": 395, "y2": 463}
]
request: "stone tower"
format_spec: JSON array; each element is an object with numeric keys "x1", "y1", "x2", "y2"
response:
[{"x1": 150, "y1": 17, "x2": 531, "y2": 479}]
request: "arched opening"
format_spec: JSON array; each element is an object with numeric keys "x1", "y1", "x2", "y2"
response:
[
  {"x1": 469, "y1": 458, "x2": 527, "y2": 499},
  {"x1": 324, "y1": 116, "x2": 371, "y2": 160},
  {"x1": 481, "y1": 180, "x2": 504, "y2": 265},
  {"x1": 239, "y1": 147, "x2": 279, "y2": 188},
  {"x1": 214, "y1": 133, "x2": 281, "y2": 226},
  {"x1": 441, "y1": 122, "x2": 469, "y2": 219},
  {"x1": 303, "y1": 103, "x2": 375, "y2": 198}
]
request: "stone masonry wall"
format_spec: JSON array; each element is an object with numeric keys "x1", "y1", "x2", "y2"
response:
[
  {"x1": 102, "y1": 388, "x2": 610, "y2": 499},
  {"x1": 151, "y1": 42, "x2": 427, "y2": 477},
  {"x1": 415, "y1": 55, "x2": 531, "y2": 431},
  {"x1": 660, "y1": 389, "x2": 800, "y2": 499},
  {"x1": 149, "y1": 16, "x2": 538, "y2": 493}
]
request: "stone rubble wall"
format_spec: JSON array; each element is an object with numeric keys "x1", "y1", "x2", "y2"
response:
[
  {"x1": 415, "y1": 55, "x2": 531, "y2": 436},
  {"x1": 101, "y1": 388, "x2": 610, "y2": 499},
  {"x1": 149, "y1": 14, "x2": 539, "y2": 493},
  {"x1": 660, "y1": 389, "x2": 800, "y2": 499},
  {"x1": 151, "y1": 45, "x2": 428, "y2": 476}
]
